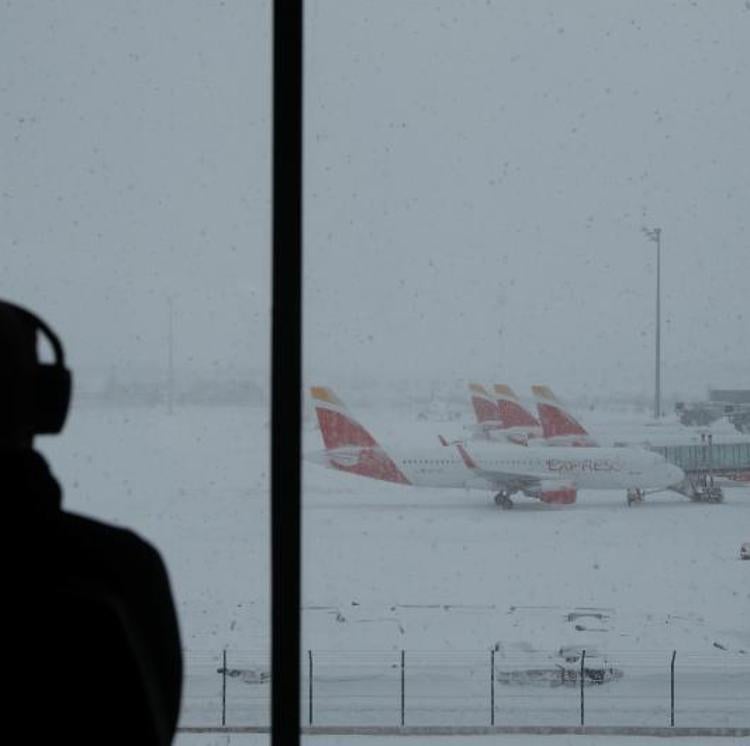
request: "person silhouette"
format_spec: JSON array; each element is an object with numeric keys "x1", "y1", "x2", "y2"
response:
[{"x1": 3, "y1": 300, "x2": 182, "y2": 744}]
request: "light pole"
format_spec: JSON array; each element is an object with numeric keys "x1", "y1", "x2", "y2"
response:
[{"x1": 642, "y1": 227, "x2": 662, "y2": 418}]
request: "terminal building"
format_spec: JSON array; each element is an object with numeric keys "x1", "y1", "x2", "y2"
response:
[{"x1": 675, "y1": 388, "x2": 750, "y2": 433}]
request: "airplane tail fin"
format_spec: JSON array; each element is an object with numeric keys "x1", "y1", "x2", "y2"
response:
[
  {"x1": 531, "y1": 385, "x2": 594, "y2": 444},
  {"x1": 493, "y1": 384, "x2": 541, "y2": 429},
  {"x1": 309, "y1": 387, "x2": 409, "y2": 484},
  {"x1": 310, "y1": 387, "x2": 379, "y2": 449},
  {"x1": 469, "y1": 383, "x2": 502, "y2": 424}
]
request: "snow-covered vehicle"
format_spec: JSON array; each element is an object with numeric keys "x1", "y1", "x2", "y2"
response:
[
  {"x1": 494, "y1": 647, "x2": 623, "y2": 688},
  {"x1": 741, "y1": 542, "x2": 750, "y2": 560}
]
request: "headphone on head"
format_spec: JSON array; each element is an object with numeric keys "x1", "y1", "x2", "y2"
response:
[{"x1": 0, "y1": 301, "x2": 72, "y2": 436}]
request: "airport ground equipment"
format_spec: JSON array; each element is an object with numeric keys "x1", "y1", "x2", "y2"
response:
[
  {"x1": 675, "y1": 389, "x2": 750, "y2": 433},
  {"x1": 650, "y1": 441, "x2": 750, "y2": 502}
]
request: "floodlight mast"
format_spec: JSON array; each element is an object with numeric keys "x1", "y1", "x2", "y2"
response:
[{"x1": 642, "y1": 227, "x2": 662, "y2": 418}]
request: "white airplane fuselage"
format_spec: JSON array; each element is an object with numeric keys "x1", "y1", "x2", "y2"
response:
[{"x1": 321, "y1": 442, "x2": 684, "y2": 494}]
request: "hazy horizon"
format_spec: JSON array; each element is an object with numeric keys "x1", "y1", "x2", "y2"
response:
[{"x1": 2, "y1": 1, "x2": 748, "y2": 402}]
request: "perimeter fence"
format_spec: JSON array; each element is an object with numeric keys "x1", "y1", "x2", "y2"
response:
[{"x1": 180, "y1": 649, "x2": 749, "y2": 729}]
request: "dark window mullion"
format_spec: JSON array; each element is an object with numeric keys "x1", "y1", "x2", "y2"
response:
[{"x1": 271, "y1": 1, "x2": 303, "y2": 744}]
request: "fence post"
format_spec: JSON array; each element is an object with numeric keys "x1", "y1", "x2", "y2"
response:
[
  {"x1": 490, "y1": 648, "x2": 495, "y2": 726},
  {"x1": 221, "y1": 649, "x2": 227, "y2": 727},
  {"x1": 670, "y1": 650, "x2": 676, "y2": 726},
  {"x1": 580, "y1": 649, "x2": 586, "y2": 726},
  {"x1": 400, "y1": 650, "x2": 405, "y2": 726},
  {"x1": 308, "y1": 650, "x2": 313, "y2": 725}
]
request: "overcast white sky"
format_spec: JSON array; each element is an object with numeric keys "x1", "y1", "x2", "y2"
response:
[{"x1": 2, "y1": 1, "x2": 748, "y2": 399}]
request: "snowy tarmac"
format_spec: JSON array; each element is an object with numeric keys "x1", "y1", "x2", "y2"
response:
[
  {"x1": 40, "y1": 404, "x2": 750, "y2": 731},
  {"x1": 177, "y1": 735, "x2": 750, "y2": 746}
]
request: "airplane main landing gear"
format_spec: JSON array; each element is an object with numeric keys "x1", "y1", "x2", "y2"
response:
[
  {"x1": 626, "y1": 488, "x2": 644, "y2": 506},
  {"x1": 494, "y1": 491, "x2": 514, "y2": 509}
]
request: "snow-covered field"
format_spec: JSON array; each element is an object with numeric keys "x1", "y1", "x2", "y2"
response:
[
  {"x1": 39, "y1": 402, "x2": 750, "y2": 733},
  {"x1": 177, "y1": 738, "x2": 750, "y2": 746}
]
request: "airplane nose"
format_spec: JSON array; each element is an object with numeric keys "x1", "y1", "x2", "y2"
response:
[{"x1": 667, "y1": 464, "x2": 685, "y2": 485}]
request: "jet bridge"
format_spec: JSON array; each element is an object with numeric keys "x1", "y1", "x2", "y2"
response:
[{"x1": 650, "y1": 441, "x2": 750, "y2": 502}]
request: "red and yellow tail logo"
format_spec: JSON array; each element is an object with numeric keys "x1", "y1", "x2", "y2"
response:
[
  {"x1": 493, "y1": 384, "x2": 540, "y2": 429},
  {"x1": 310, "y1": 387, "x2": 377, "y2": 450},
  {"x1": 469, "y1": 383, "x2": 501, "y2": 424},
  {"x1": 531, "y1": 385, "x2": 590, "y2": 440},
  {"x1": 310, "y1": 387, "x2": 410, "y2": 484}
]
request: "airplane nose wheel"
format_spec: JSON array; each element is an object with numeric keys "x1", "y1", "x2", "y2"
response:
[
  {"x1": 626, "y1": 488, "x2": 644, "y2": 506},
  {"x1": 494, "y1": 491, "x2": 514, "y2": 509}
]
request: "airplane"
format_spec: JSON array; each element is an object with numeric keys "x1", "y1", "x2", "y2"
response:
[
  {"x1": 531, "y1": 385, "x2": 598, "y2": 447},
  {"x1": 309, "y1": 386, "x2": 685, "y2": 509},
  {"x1": 494, "y1": 384, "x2": 544, "y2": 439},
  {"x1": 467, "y1": 383, "x2": 513, "y2": 440},
  {"x1": 468, "y1": 383, "x2": 544, "y2": 444},
  {"x1": 468, "y1": 383, "x2": 593, "y2": 447}
]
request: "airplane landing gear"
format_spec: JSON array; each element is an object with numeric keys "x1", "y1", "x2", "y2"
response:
[
  {"x1": 494, "y1": 491, "x2": 514, "y2": 509},
  {"x1": 626, "y1": 488, "x2": 644, "y2": 506}
]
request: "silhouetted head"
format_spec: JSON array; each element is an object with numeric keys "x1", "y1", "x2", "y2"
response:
[{"x1": 0, "y1": 301, "x2": 72, "y2": 449}]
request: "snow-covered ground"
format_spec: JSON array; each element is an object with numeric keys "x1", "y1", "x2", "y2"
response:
[
  {"x1": 39, "y1": 402, "x2": 750, "y2": 731},
  {"x1": 176, "y1": 737, "x2": 750, "y2": 746},
  {"x1": 178, "y1": 738, "x2": 750, "y2": 746}
]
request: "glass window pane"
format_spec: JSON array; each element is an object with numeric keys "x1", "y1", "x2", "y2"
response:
[
  {"x1": 2, "y1": 2, "x2": 270, "y2": 738},
  {"x1": 302, "y1": 0, "x2": 750, "y2": 732}
]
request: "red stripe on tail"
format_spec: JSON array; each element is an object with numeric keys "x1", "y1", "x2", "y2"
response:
[
  {"x1": 311, "y1": 387, "x2": 410, "y2": 485},
  {"x1": 315, "y1": 407, "x2": 378, "y2": 450},
  {"x1": 536, "y1": 403, "x2": 588, "y2": 439},
  {"x1": 494, "y1": 385, "x2": 540, "y2": 429},
  {"x1": 531, "y1": 386, "x2": 592, "y2": 443},
  {"x1": 328, "y1": 447, "x2": 410, "y2": 484},
  {"x1": 469, "y1": 384, "x2": 501, "y2": 424}
]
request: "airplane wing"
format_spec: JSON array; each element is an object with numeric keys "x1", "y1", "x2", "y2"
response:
[
  {"x1": 454, "y1": 443, "x2": 542, "y2": 491},
  {"x1": 454, "y1": 443, "x2": 577, "y2": 504}
]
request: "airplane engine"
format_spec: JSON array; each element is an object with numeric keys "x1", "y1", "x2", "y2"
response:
[{"x1": 539, "y1": 487, "x2": 577, "y2": 504}]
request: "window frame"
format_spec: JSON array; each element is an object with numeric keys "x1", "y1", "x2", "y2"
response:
[{"x1": 271, "y1": 1, "x2": 303, "y2": 744}]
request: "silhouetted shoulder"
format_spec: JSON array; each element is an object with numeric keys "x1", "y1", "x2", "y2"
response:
[
  {"x1": 38, "y1": 509, "x2": 183, "y2": 731},
  {"x1": 45, "y1": 510, "x2": 167, "y2": 577},
  {"x1": 15, "y1": 509, "x2": 183, "y2": 744}
]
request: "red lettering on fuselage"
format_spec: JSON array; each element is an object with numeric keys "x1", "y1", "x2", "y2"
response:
[{"x1": 546, "y1": 458, "x2": 618, "y2": 473}]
